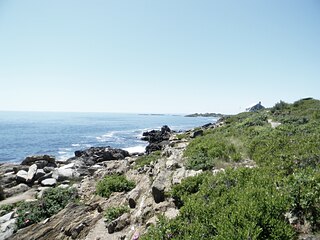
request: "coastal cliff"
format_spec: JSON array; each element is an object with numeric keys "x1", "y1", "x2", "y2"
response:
[{"x1": 1, "y1": 98, "x2": 320, "y2": 240}]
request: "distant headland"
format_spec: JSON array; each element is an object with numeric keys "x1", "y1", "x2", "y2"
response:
[{"x1": 184, "y1": 112, "x2": 225, "y2": 118}]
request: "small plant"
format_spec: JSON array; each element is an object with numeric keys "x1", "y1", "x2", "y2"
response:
[
  {"x1": 96, "y1": 174, "x2": 135, "y2": 198},
  {"x1": 104, "y1": 205, "x2": 130, "y2": 223},
  {"x1": 135, "y1": 151, "x2": 161, "y2": 169},
  {"x1": 176, "y1": 133, "x2": 188, "y2": 140}
]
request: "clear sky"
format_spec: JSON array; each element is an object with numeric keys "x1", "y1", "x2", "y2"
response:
[{"x1": 0, "y1": 0, "x2": 319, "y2": 114}]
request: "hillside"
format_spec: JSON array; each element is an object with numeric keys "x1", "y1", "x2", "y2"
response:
[{"x1": 1, "y1": 98, "x2": 320, "y2": 240}]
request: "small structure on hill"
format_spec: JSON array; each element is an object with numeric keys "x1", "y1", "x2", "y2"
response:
[{"x1": 246, "y1": 101, "x2": 265, "y2": 112}]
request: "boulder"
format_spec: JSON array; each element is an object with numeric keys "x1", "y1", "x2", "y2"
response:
[
  {"x1": 37, "y1": 172, "x2": 53, "y2": 183},
  {"x1": 21, "y1": 155, "x2": 56, "y2": 168},
  {"x1": 16, "y1": 170, "x2": 28, "y2": 183},
  {"x1": 27, "y1": 164, "x2": 38, "y2": 182},
  {"x1": 142, "y1": 126, "x2": 172, "y2": 154},
  {"x1": 151, "y1": 171, "x2": 171, "y2": 203},
  {"x1": 190, "y1": 129, "x2": 203, "y2": 138},
  {"x1": 166, "y1": 159, "x2": 180, "y2": 170},
  {"x1": 52, "y1": 168, "x2": 79, "y2": 182},
  {"x1": 34, "y1": 169, "x2": 46, "y2": 181},
  {"x1": 4, "y1": 183, "x2": 30, "y2": 198},
  {"x1": 107, "y1": 213, "x2": 131, "y2": 234},
  {"x1": 72, "y1": 147, "x2": 130, "y2": 165},
  {"x1": 127, "y1": 189, "x2": 140, "y2": 208},
  {"x1": 1, "y1": 172, "x2": 17, "y2": 189},
  {"x1": 43, "y1": 167, "x2": 55, "y2": 173},
  {"x1": 41, "y1": 178, "x2": 57, "y2": 187}
]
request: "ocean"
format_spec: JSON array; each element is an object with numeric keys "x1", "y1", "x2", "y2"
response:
[{"x1": 0, "y1": 112, "x2": 217, "y2": 163}]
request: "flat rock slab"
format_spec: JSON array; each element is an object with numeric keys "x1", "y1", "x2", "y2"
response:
[{"x1": 0, "y1": 189, "x2": 37, "y2": 207}]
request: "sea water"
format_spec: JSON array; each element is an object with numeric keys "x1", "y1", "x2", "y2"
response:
[{"x1": 0, "y1": 112, "x2": 217, "y2": 163}]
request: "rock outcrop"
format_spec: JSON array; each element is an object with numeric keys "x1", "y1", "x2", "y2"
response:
[
  {"x1": 141, "y1": 125, "x2": 172, "y2": 154},
  {"x1": 0, "y1": 124, "x2": 221, "y2": 240}
]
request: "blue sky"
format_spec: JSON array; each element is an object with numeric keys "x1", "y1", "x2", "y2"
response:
[{"x1": 0, "y1": 0, "x2": 319, "y2": 114}]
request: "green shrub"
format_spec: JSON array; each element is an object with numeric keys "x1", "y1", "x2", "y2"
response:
[
  {"x1": 16, "y1": 187, "x2": 77, "y2": 229},
  {"x1": 96, "y1": 174, "x2": 135, "y2": 198},
  {"x1": 171, "y1": 172, "x2": 209, "y2": 208},
  {"x1": 176, "y1": 133, "x2": 188, "y2": 140},
  {"x1": 184, "y1": 136, "x2": 241, "y2": 170},
  {"x1": 0, "y1": 204, "x2": 15, "y2": 217},
  {"x1": 143, "y1": 168, "x2": 296, "y2": 240},
  {"x1": 104, "y1": 205, "x2": 130, "y2": 223},
  {"x1": 287, "y1": 168, "x2": 320, "y2": 230},
  {"x1": 271, "y1": 100, "x2": 290, "y2": 114},
  {"x1": 135, "y1": 151, "x2": 161, "y2": 169}
]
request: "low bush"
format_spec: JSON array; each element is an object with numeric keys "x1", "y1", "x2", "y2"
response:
[
  {"x1": 104, "y1": 205, "x2": 130, "y2": 223},
  {"x1": 0, "y1": 204, "x2": 15, "y2": 217},
  {"x1": 171, "y1": 172, "x2": 209, "y2": 208},
  {"x1": 96, "y1": 174, "x2": 135, "y2": 198},
  {"x1": 16, "y1": 187, "x2": 77, "y2": 229},
  {"x1": 184, "y1": 136, "x2": 241, "y2": 170}
]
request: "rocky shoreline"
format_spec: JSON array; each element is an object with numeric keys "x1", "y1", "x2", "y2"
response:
[{"x1": 0, "y1": 122, "x2": 221, "y2": 240}]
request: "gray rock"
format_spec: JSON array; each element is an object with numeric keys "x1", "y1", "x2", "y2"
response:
[
  {"x1": 164, "y1": 208, "x2": 179, "y2": 220},
  {"x1": 16, "y1": 170, "x2": 28, "y2": 183},
  {"x1": 41, "y1": 178, "x2": 57, "y2": 187},
  {"x1": 34, "y1": 169, "x2": 46, "y2": 180},
  {"x1": 127, "y1": 189, "x2": 140, "y2": 208},
  {"x1": 166, "y1": 159, "x2": 180, "y2": 170},
  {"x1": 37, "y1": 172, "x2": 53, "y2": 183},
  {"x1": 172, "y1": 167, "x2": 186, "y2": 185},
  {"x1": 4, "y1": 183, "x2": 29, "y2": 198},
  {"x1": 52, "y1": 168, "x2": 79, "y2": 182},
  {"x1": 0, "y1": 218, "x2": 16, "y2": 240},
  {"x1": 21, "y1": 155, "x2": 56, "y2": 168},
  {"x1": 43, "y1": 166, "x2": 55, "y2": 173},
  {"x1": 190, "y1": 129, "x2": 203, "y2": 138},
  {"x1": 107, "y1": 213, "x2": 130, "y2": 234},
  {"x1": 8, "y1": 202, "x2": 101, "y2": 240},
  {"x1": 151, "y1": 171, "x2": 171, "y2": 203},
  {"x1": 185, "y1": 169, "x2": 202, "y2": 178},
  {"x1": 1, "y1": 173, "x2": 17, "y2": 189},
  {"x1": 27, "y1": 164, "x2": 37, "y2": 182},
  {"x1": 0, "y1": 212, "x2": 14, "y2": 224}
]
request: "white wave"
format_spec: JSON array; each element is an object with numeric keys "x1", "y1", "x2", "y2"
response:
[
  {"x1": 124, "y1": 145, "x2": 146, "y2": 153},
  {"x1": 56, "y1": 152, "x2": 74, "y2": 161},
  {"x1": 71, "y1": 143, "x2": 80, "y2": 147}
]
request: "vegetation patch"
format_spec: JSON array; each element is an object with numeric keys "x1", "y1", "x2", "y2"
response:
[
  {"x1": 96, "y1": 174, "x2": 135, "y2": 198},
  {"x1": 135, "y1": 151, "x2": 161, "y2": 169},
  {"x1": 142, "y1": 98, "x2": 320, "y2": 239},
  {"x1": 104, "y1": 205, "x2": 130, "y2": 223},
  {"x1": 184, "y1": 136, "x2": 242, "y2": 170},
  {"x1": 16, "y1": 187, "x2": 77, "y2": 229}
]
